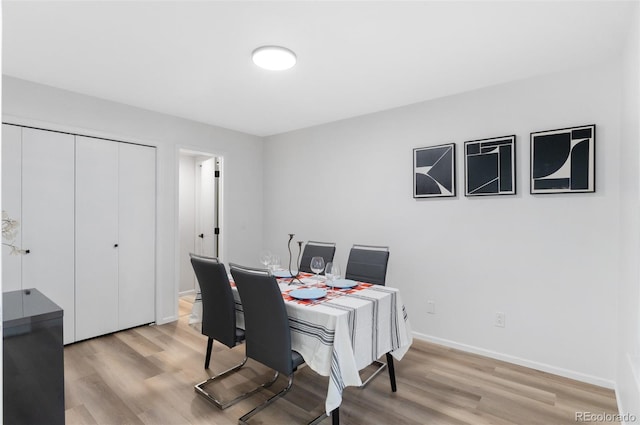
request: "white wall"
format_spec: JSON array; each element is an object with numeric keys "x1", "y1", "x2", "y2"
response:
[
  {"x1": 2, "y1": 75, "x2": 264, "y2": 324},
  {"x1": 264, "y1": 61, "x2": 622, "y2": 386},
  {"x1": 617, "y1": 2, "x2": 640, "y2": 421},
  {"x1": 178, "y1": 153, "x2": 196, "y2": 294}
]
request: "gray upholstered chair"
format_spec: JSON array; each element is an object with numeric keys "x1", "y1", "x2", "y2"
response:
[
  {"x1": 190, "y1": 254, "x2": 265, "y2": 409},
  {"x1": 344, "y1": 245, "x2": 396, "y2": 392},
  {"x1": 298, "y1": 241, "x2": 336, "y2": 274},
  {"x1": 344, "y1": 244, "x2": 390, "y2": 286},
  {"x1": 230, "y1": 263, "x2": 335, "y2": 425}
]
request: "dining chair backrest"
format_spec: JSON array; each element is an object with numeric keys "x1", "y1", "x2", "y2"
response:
[
  {"x1": 190, "y1": 253, "x2": 238, "y2": 348},
  {"x1": 230, "y1": 263, "x2": 296, "y2": 376},
  {"x1": 299, "y1": 241, "x2": 336, "y2": 274},
  {"x1": 345, "y1": 245, "x2": 390, "y2": 286}
]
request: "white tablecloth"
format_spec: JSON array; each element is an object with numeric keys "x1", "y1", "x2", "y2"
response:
[{"x1": 191, "y1": 277, "x2": 413, "y2": 414}]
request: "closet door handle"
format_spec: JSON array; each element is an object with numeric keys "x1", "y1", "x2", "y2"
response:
[
  {"x1": 24, "y1": 249, "x2": 31, "y2": 254},
  {"x1": 114, "y1": 244, "x2": 119, "y2": 248}
]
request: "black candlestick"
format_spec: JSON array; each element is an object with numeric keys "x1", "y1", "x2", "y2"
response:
[
  {"x1": 287, "y1": 233, "x2": 295, "y2": 272},
  {"x1": 287, "y1": 234, "x2": 304, "y2": 285}
]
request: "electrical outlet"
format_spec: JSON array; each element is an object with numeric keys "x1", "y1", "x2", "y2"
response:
[
  {"x1": 495, "y1": 312, "x2": 505, "y2": 327},
  {"x1": 427, "y1": 300, "x2": 435, "y2": 314}
]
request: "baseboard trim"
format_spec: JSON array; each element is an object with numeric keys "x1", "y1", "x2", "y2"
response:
[
  {"x1": 617, "y1": 353, "x2": 640, "y2": 425},
  {"x1": 630, "y1": 353, "x2": 640, "y2": 394},
  {"x1": 412, "y1": 331, "x2": 615, "y2": 389},
  {"x1": 157, "y1": 315, "x2": 178, "y2": 325}
]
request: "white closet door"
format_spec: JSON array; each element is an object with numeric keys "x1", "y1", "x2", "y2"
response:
[
  {"x1": 75, "y1": 136, "x2": 119, "y2": 341},
  {"x1": 118, "y1": 143, "x2": 156, "y2": 329},
  {"x1": 1, "y1": 124, "x2": 22, "y2": 292},
  {"x1": 21, "y1": 128, "x2": 75, "y2": 344}
]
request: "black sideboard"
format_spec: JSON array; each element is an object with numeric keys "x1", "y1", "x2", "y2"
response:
[{"x1": 3, "y1": 288, "x2": 65, "y2": 425}]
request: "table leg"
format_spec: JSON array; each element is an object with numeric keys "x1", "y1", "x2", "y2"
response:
[
  {"x1": 332, "y1": 407, "x2": 340, "y2": 425},
  {"x1": 386, "y1": 353, "x2": 397, "y2": 392}
]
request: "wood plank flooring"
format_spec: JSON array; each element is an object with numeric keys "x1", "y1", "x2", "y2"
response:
[{"x1": 64, "y1": 296, "x2": 619, "y2": 424}]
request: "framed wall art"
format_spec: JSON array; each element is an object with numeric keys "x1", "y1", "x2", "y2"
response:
[
  {"x1": 530, "y1": 124, "x2": 595, "y2": 194},
  {"x1": 464, "y1": 135, "x2": 516, "y2": 196},
  {"x1": 413, "y1": 143, "x2": 456, "y2": 198}
]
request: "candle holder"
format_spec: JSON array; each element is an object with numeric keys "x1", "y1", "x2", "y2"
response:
[{"x1": 287, "y1": 233, "x2": 304, "y2": 285}]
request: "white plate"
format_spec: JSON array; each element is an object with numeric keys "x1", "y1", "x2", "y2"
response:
[
  {"x1": 289, "y1": 288, "x2": 327, "y2": 300},
  {"x1": 327, "y1": 278, "x2": 357, "y2": 289},
  {"x1": 272, "y1": 270, "x2": 294, "y2": 278}
]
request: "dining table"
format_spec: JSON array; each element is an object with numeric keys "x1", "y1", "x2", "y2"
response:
[{"x1": 190, "y1": 271, "x2": 413, "y2": 417}]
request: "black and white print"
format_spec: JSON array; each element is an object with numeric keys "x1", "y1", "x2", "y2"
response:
[
  {"x1": 413, "y1": 143, "x2": 456, "y2": 198},
  {"x1": 530, "y1": 125, "x2": 595, "y2": 194},
  {"x1": 464, "y1": 135, "x2": 516, "y2": 196}
]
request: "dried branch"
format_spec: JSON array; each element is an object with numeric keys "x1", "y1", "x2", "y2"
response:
[{"x1": 2, "y1": 210, "x2": 25, "y2": 255}]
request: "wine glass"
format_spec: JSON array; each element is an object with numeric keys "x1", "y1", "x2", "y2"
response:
[
  {"x1": 270, "y1": 254, "x2": 281, "y2": 272},
  {"x1": 325, "y1": 262, "x2": 334, "y2": 283},
  {"x1": 259, "y1": 250, "x2": 272, "y2": 269},
  {"x1": 326, "y1": 262, "x2": 340, "y2": 284},
  {"x1": 310, "y1": 256, "x2": 325, "y2": 284}
]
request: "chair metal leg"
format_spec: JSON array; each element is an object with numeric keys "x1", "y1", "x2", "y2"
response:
[
  {"x1": 195, "y1": 357, "x2": 280, "y2": 409},
  {"x1": 359, "y1": 359, "x2": 387, "y2": 388},
  {"x1": 235, "y1": 373, "x2": 339, "y2": 425},
  {"x1": 204, "y1": 337, "x2": 214, "y2": 369},
  {"x1": 359, "y1": 352, "x2": 397, "y2": 392},
  {"x1": 238, "y1": 374, "x2": 294, "y2": 424}
]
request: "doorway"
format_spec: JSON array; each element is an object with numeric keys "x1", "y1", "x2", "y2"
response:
[{"x1": 178, "y1": 149, "x2": 223, "y2": 295}]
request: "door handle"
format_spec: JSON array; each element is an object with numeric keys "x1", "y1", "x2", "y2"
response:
[{"x1": 198, "y1": 234, "x2": 204, "y2": 239}]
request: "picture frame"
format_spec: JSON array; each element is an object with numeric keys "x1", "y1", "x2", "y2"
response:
[
  {"x1": 530, "y1": 124, "x2": 595, "y2": 194},
  {"x1": 413, "y1": 143, "x2": 456, "y2": 198},
  {"x1": 464, "y1": 135, "x2": 516, "y2": 196}
]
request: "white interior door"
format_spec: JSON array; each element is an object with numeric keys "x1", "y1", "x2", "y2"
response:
[
  {"x1": 197, "y1": 157, "x2": 217, "y2": 258},
  {"x1": 177, "y1": 151, "x2": 222, "y2": 296},
  {"x1": 1, "y1": 124, "x2": 22, "y2": 292},
  {"x1": 21, "y1": 128, "x2": 75, "y2": 344},
  {"x1": 118, "y1": 143, "x2": 156, "y2": 329},
  {"x1": 75, "y1": 136, "x2": 119, "y2": 341}
]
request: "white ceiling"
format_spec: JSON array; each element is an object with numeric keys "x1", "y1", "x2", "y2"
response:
[{"x1": 2, "y1": 1, "x2": 636, "y2": 137}]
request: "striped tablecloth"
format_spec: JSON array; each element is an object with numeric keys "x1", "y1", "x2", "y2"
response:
[{"x1": 191, "y1": 275, "x2": 413, "y2": 415}]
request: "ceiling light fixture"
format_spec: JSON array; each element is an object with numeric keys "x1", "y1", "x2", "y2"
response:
[{"x1": 252, "y1": 46, "x2": 297, "y2": 71}]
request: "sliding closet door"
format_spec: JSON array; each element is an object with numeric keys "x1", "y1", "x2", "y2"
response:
[
  {"x1": 21, "y1": 128, "x2": 75, "y2": 344},
  {"x1": 75, "y1": 136, "x2": 119, "y2": 341},
  {"x1": 1, "y1": 124, "x2": 22, "y2": 292},
  {"x1": 118, "y1": 143, "x2": 156, "y2": 329}
]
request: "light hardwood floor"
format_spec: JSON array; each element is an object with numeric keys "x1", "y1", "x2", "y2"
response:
[{"x1": 64, "y1": 296, "x2": 619, "y2": 425}]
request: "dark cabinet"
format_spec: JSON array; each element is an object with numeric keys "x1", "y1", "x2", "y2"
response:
[{"x1": 3, "y1": 288, "x2": 64, "y2": 425}]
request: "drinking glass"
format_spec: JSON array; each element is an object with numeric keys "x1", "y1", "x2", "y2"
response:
[
  {"x1": 326, "y1": 262, "x2": 340, "y2": 284},
  {"x1": 259, "y1": 250, "x2": 272, "y2": 268},
  {"x1": 310, "y1": 256, "x2": 325, "y2": 283},
  {"x1": 325, "y1": 262, "x2": 334, "y2": 282},
  {"x1": 270, "y1": 254, "x2": 281, "y2": 272}
]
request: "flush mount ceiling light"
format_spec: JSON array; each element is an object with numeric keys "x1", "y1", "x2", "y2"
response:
[{"x1": 252, "y1": 46, "x2": 297, "y2": 71}]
